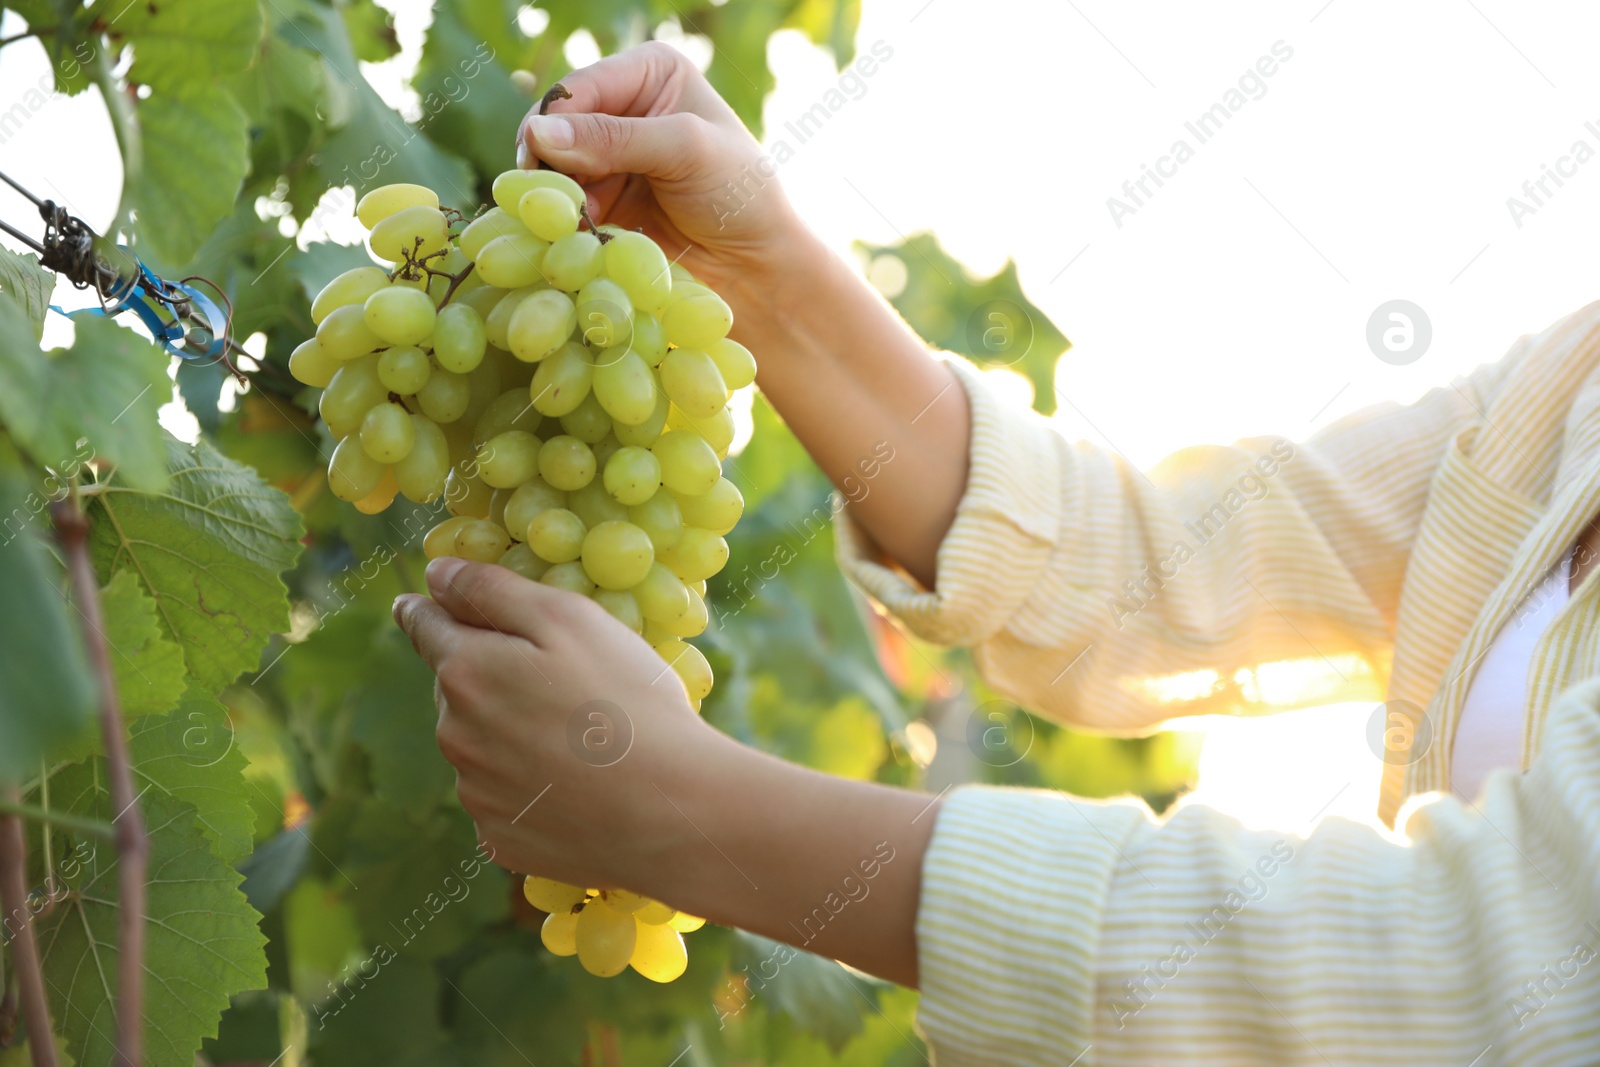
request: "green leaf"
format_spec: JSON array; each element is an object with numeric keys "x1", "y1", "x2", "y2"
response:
[
  {"x1": 309, "y1": 957, "x2": 456, "y2": 1066},
  {"x1": 37, "y1": 771, "x2": 268, "y2": 1067},
  {"x1": 127, "y1": 89, "x2": 253, "y2": 266},
  {"x1": 342, "y1": 0, "x2": 400, "y2": 62},
  {"x1": 100, "y1": 569, "x2": 187, "y2": 719},
  {"x1": 0, "y1": 245, "x2": 56, "y2": 338},
  {"x1": 349, "y1": 629, "x2": 458, "y2": 815},
  {"x1": 129, "y1": 695, "x2": 259, "y2": 863},
  {"x1": 90, "y1": 0, "x2": 263, "y2": 94},
  {"x1": 88, "y1": 434, "x2": 304, "y2": 693},
  {"x1": 0, "y1": 441, "x2": 96, "y2": 781},
  {"x1": 731, "y1": 932, "x2": 870, "y2": 1052},
  {"x1": 415, "y1": 0, "x2": 529, "y2": 179},
  {"x1": 0, "y1": 303, "x2": 171, "y2": 492}
]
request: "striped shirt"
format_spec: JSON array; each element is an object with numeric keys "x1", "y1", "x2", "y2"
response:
[{"x1": 836, "y1": 302, "x2": 1600, "y2": 1065}]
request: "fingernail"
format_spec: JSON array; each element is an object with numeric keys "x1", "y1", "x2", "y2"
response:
[
  {"x1": 530, "y1": 114, "x2": 574, "y2": 150},
  {"x1": 515, "y1": 139, "x2": 529, "y2": 169},
  {"x1": 427, "y1": 556, "x2": 466, "y2": 596}
]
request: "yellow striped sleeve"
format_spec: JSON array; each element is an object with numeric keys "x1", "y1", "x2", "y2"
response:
[{"x1": 916, "y1": 678, "x2": 1600, "y2": 1066}]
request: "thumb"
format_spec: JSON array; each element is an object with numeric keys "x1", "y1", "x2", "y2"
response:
[
  {"x1": 425, "y1": 557, "x2": 555, "y2": 642},
  {"x1": 521, "y1": 110, "x2": 710, "y2": 182}
]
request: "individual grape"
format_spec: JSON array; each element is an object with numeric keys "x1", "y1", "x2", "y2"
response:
[
  {"x1": 667, "y1": 912, "x2": 706, "y2": 933},
  {"x1": 359, "y1": 402, "x2": 416, "y2": 463},
  {"x1": 432, "y1": 303, "x2": 488, "y2": 373},
  {"x1": 541, "y1": 231, "x2": 603, "y2": 292},
  {"x1": 602, "y1": 229, "x2": 672, "y2": 315},
  {"x1": 460, "y1": 206, "x2": 528, "y2": 260},
  {"x1": 668, "y1": 262, "x2": 697, "y2": 284},
  {"x1": 590, "y1": 434, "x2": 623, "y2": 470},
  {"x1": 591, "y1": 350, "x2": 658, "y2": 426},
  {"x1": 356, "y1": 182, "x2": 439, "y2": 228},
  {"x1": 395, "y1": 415, "x2": 449, "y2": 503},
  {"x1": 508, "y1": 288, "x2": 577, "y2": 362},
  {"x1": 706, "y1": 337, "x2": 757, "y2": 390},
  {"x1": 688, "y1": 580, "x2": 707, "y2": 596},
  {"x1": 473, "y1": 389, "x2": 542, "y2": 445},
  {"x1": 462, "y1": 353, "x2": 506, "y2": 426},
  {"x1": 288, "y1": 337, "x2": 339, "y2": 387},
  {"x1": 415, "y1": 368, "x2": 470, "y2": 423},
  {"x1": 568, "y1": 479, "x2": 629, "y2": 528},
  {"x1": 476, "y1": 233, "x2": 550, "y2": 289},
  {"x1": 475, "y1": 430, "x2": 541, "y2": 489},
  {"x1": 329, "y1": 435, "x2": 385, "y2": 502},
  {"x1": 540, "y1": 561, "x2": 596, "y2": 596},
  {"x1": 575, "y1": 277, "x2": 632, "y2": 349},
  {"x1": 652, "y1": 431, "x2": 720, "y2": 496},
  {"x1": 370, "y1": 204, "x2": 449, "y2": 263},
  {"x1": 311, "y1": 266, "x2": 391, "y2": 326},
  {"x1": 524, "y1": 876, "x2": 588, "y2": 914},
  {"x1": 427, "y1": 246, "x2": 476, "y2": 303},
  {"x1": 502, "y1": 477, "x2": 566, "y2": 538},
  {"x1": 423, "y1": 515, "x2": 478, "y2": 559},
  {"x1": 493, "y1": 168, "x2": 586, "y2": 213},
  {"x1": 454, "y1": 519, "x2": 512, "y2": 563},
  {"x1": 529, "y1": 341, "x2": 593, "y2": 416},
  {"x1": 352, "y1": 467, "x2": 399, "y2": 515},
  {"x1": 541, "y1": 910, "x2": 580, "y2": 956},
  {"x1": 319, "y1": 355, "x2": 386, "y2": 439},
  {"x1": 662, "y1": 288, "x2": 732, "y2": 348},
  {"x1": 445, "y1": 467, "x2": 494, "y2": 518},
  {"x1": 364, "y1": 285, "x2": 437, "y2": 346},
  {"x1": 377, "y1": 345, "x2": 431, "y2": 394},
  {"x1": 628, "y1": 310, "x2": 669, "y2": 367},
  {"x1": 519, "y1": 186, "x2": 580, "y2": 241},
  {"x1": 635, "y1": 899, "x2": 677, "y2": 925},
  {"x1": 526, "y1": 508, "x2": 585, "y2": 563},
  {"x1": 581, "y1": 521, "x2": 654, "y2": 590},
  {"x1": 316, "y1": 303, "x2": 383, "y2": 362},
  {"x1": 668, "y1": 402, "x2": 735, "y2": 457},
  {"x1": 653, "y1": 638, "x2": 713, "y2": 701},
  {"x1": 487, "y1": 487, "x2": 511, "y2": 529},
  {"x1": 675, "y1": 478, "x2": 743, "y2": 535},
  {"x1": 613, "y1": 389, "x2": 670, "y2": 447},
  {"x1": 498, "y1": 542, "x2": 550, "y2": 581},
  {"x1": 537, "y1": 435, "x2": 595, "y2": 491},
  {"x1": 603, "y1": 890, "x2": 647, "y2": 914},
  {"x1": 630, "y1": 922, "x2": 688, "y2": 983},
  {"x1": 659, "y1": 348, "x2": 729, "y2": 419},
  {"x1": 603, "y1": 446, "x2": 661, "y2": 506},
  {"x1": 558, "y1": 392, "x2": 613, "y2": 444},
  {"x1": 575, "y1": 899, "x2": 636, "y2": 978},
  {"x1": 630, "y1": 563, "x2": 689, "y2": 624},
  {"x1": 659, "y1": 584, "x2": 708, "y2": 638},
  {"x1": 660, "y1": 527, "x2": 729, "y2": 582},
  {"x1": 628, "y1": 490, "x2": 684, "y2": 553},
  {"x1": 594, "y1": 589, "x2": 644, "y2": 633}
]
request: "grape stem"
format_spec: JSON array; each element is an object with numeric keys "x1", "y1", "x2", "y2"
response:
[
  {"x1": 533, "y1": 85, "x2": 573, "y2": 172},
  {"x1": 579, "y1": 204, "x2": 612, "y2": 245},
  {"x1": 0, "y1": 786, "x2": 58, "y2": 1067},
  {"x1": 432, "y1": 261, "x2": 477, "y2": 308},
  {"x1": 50, "y1": 486, "x2": 147, "y2": 1067}
]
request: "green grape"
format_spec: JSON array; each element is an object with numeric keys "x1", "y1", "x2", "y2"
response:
[
  {"x1": 445, "y1": 467, "x2": 494, "y2": 518},
  {"x1": 526, "y1": 508, "x2": 585, "y2": 563},
  {"x1": 524, "y1": 875, "x2": 587, "y2": 913},
  {"x1": 558, "y1": 392, "x2": 612, "y2": 444},
  {"x1": 417, "y1": 368, "x2": 471, "y2": 423},
  {"x1": 667, "y1": 912, "x2": 705, "y2": 933},
  {"x1": 660, "y1": 527, "x2": 729, "y2": 582},
  {"x1": 498, "y1": 542, "x2": 550, "y2": 581},
  {"x1": 604, "y1": 890, "x2": 647, "y2": 914},
  {"x1": 591, "y1": 434, "x2": 622, "y2": 470},
  {"x1": 501, "y1": 475, "x2": 566, "y2": 534},
  {"x1": 581, "y1": 521, "x2": 654, "y2": 590},
  {"x1": 651, "y1": 431, "x2": 720, "y2": 495},
  {"x1": 575, "y1": 900, "x2": 636, "y2": 978},
  {"x1": 668, "y1": 262, "x2": 697, "y2": 284},
  {"x1": 432, "y1": 303, "x2": 488, "y2": 373},
  {"x1": 627, "y1": 310, "x2": 670, "y2": 367},
  {"x1": 492, "y1": 168, "x2": 586, "y2": 214},
  {"x1": 541, "y1": 561, "x2": 596, "y2": 596},
  {"x1": 473, "y1": 389, "x2": 542, "y2": 445},
  {"x1": 288, "y1": 337, "x2": 338, "y2": 387},
  {"x1": 629, "y1": 921, "x2": 688, "y2": 983},
  {"x1": 659, "y1": 348, "x2": 729, "y2": 418},
  {"x1": 541, "y1": 910, "x2": 580, "y2": 956},
  {"x1": 706, "y1": 337, "x2": 757, "y2": 390},
  {"x1": 653, "y1": 638, "x2": 714, "y2": 701},
  {"x1": 659, "y1": 584, "x2": 708, "y2": 638},
  {"x1": 462, "y1": 354, "x2": 505, "y2": 427},
  {"x1": 591, "y1": 350, "x2": 658, "y2": 426},
  {"x1": 568, "y1": 479, "x2": 629, "y2": 528},
  {"x1": 476, "y1": 233, "x2": 550, "y2": 289},
  {"x1": 329, "y1": 435, "x2": 385, "y2": 502},
  {"x1": 519, "y1": 186, "x2": 580, "y2": 241},
  {"x1": 319, "y1": 355, "x2": 386, "y2": 438},
  {"x1": 575, "y1": 277, "x2": 633, "y2": 349},
  {"x1": 395, "y1": 415, "x2": 449, "y2": 503},
  {"x1": 359, "y1": 401, "x2": 415, "y2": 463},
  {"x1": 602, "y1": 229, "x2": 672, "y2": 315},
  {"x1": 529, "y1": 341, "x2": 593, "y2": 417},
  {"x1": 488, "y1": 487, "x2": 511, "y2": 529},
  {"x1": 454, "y1": 519, "x2": 512, "y2": 563},
  {"x1": 364, "y1": 285, "x2": 437, "y2": 347},
  {"x1": 614, "y1": 389, "x2": 670, "y2": 447},
  {"x1": 475, "y1": 430, "x2": 541, "y2": 489},
  {"x1": 316, "y1": 303, "x2": 383, "y2": 362},
  {"x1": 484, "y1": 285, "x2": 539, "y2": 350},
  {"x1": 311, "y1": 266, "x2": 390, "y2": 325},
  {"x1": 537, "y1": 435, "x2": 596, "y2": 491},
  {"x1": 603, "y1": 447, "x2": 661, "y2": 506},
  {"x1": 635, "y1": 899, "x2": 677, "y2": 925},
  {"x1": 427, "y1": 246, "x2": 475, "y2": 303},
  {"x1": 674, "y1": 477, "x2": 743, "y2": 535},
  {"x1": 508, "y1": 288, "x2": 577, "y2": 362},
  {"x1": 352, "y1": 468, "x2": 399, "y2": 514},
  {"x1": 594, "y1": 589, "x2": 644, "y2": 633},
  {"x1": 423, "y1": 515, "x2": 477, "y2": 559},
  {"x1": 662, "y1": 288, "x2": 732, "y2": 348},
  {"x1": 460, "y1": 207, "x2": 527, "y2": 260},
  {"x1": 377, "y1": 345, "x2": 431, "y2": 394},
  {"x1": 668, "y1": 401, "x2": 735, "y2": 457},
  {"x1": 541, "y1": 231, "x2": 603, "y2": 292},
  {"x1": 370, "y1": 204, "x2": 449, "y2": 262},
  {"x1": 628, "y1": 490, "x2": 684, "y2": 553},
  {"x1": 630, "y1": 562, "x2": 689, "y2": 624},
  {"x1": 356, "y1": 182, "x2": 439, "y2": 228}
]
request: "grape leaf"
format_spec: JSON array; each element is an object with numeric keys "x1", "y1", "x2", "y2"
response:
[
  {"x1": 127, "y1": 89, "x2": 253, "y2": 266},
  {"x1": 87, "y1": 434, "x2": 304, "y2": 693},
  {"x1": 309, "y1": 957, "x2": 456, "y2": 1066},
  {"x1": 129, "y1": 696, "x2": 258, "y2": 864},
  {"x1": 730, "y1": 931, "x2": 871, "y2": 1052},
  {"x1": 415, "y1": 0, "x2": 529, "y2": 179},
  {"x1": 0, "y1": 244, "x2": 56, "y2": 338},
  {"x1": 89, "y1": 0, "x2": 263, "y2": 94},
  {"x1": 37, "y1": 771, "x2": 267, "y2": 1067},
  {"x1": 100, "y1": 569, "x2": 187, "y2": 719},
  {"x1": 342, "y1": 0, "x2": 400, "y2": 62},
  {"x1": 349, "y1": 629, "x2": 458, "y2": 816}
]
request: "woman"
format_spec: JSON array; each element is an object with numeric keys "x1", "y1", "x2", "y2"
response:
[{"x1": 393, "y1": 42, "x2": 1600, "y2": 1065}]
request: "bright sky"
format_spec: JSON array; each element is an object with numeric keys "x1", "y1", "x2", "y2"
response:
[{"x1": 5, "y1": 0, "x2": 1594, "y2": 833}]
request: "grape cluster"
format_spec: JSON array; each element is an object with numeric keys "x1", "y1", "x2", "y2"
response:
[{"x1": 290, "y1": 172, "x2": 756, "y2": 982}]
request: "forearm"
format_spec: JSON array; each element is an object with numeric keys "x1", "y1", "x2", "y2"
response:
[{"x1": 726, "y1": 233, "x2": 969, "y2": 589}]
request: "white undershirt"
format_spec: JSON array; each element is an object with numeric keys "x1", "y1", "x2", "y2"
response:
[{"x1": 1450, "y1": 548, "x2": 1574, "y2": 800}]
